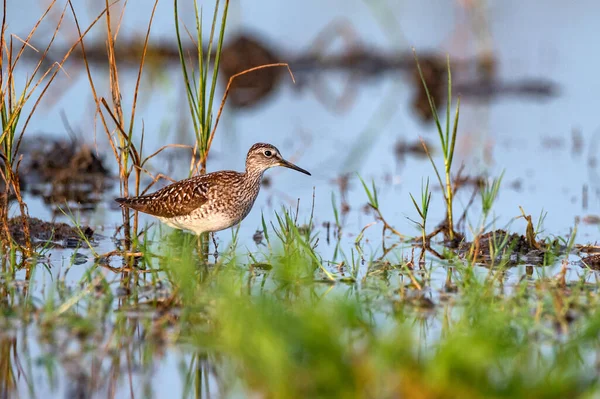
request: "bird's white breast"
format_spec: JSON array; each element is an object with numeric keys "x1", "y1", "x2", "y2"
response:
[{"x1": 158, "y1": 212, "x2": 237, "y2": 235}]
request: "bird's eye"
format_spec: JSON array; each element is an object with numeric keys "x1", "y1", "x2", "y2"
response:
[{"x1": 264, "y1": 150, "x2": 272, "y2": 157}]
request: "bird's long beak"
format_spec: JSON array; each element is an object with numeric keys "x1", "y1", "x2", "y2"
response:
[{"x1": 279, "y1": 159, "x2": 311, "y2": 176}]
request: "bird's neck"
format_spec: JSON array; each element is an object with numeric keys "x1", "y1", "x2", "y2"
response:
[{"x1": 243, "y1": 166, "x2": 265, "y2": 186}]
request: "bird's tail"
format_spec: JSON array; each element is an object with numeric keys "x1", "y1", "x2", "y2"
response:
[{"x1": 115, "y1": 197, "x2": 151, "y2": 213}]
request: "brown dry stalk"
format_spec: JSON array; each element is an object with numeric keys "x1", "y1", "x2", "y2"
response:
[
  {"x1": 68, "y1": 1, "x2": 119, "y2": 162},
  {"x1": 373, "y1": 207, "x2": 405, "y2": 240},
  {"x1": 9, "y1": 157, "x2": 31, "y2": 256},
  {"x1": 469, "y1": 235, "x2": 481, "y2": 266},
  {"x1": 137, "y1": 172, "x2": 179, "y2": 195},
  {"x1": 101, "y1": 0, "x2": 159, "y2": 244},
  {"x1": 105, "y1": 0, "x2": 124, "y2": 130},
  {"x1": 406, "y1": 268, "x2": 422, "y2": 290},
  {"x1": 519, "y1": 206, "x2": 541, "y2": 250},
  {"x1": 7, "y1": 0, "x2": 58, "y2": 71},
  {"x1": 0, "y1": 0, "x2": 98, "y2": 253},
  {"x1": 72, "y1": 0, "x2": 160, "y2": 246},
  {"x1": 103, "y1": 0, "x2": 128, "y2": 249},
  {"x1": 99, "y1": 98, "x2": 141, "y2": 165},
  {"x1": 127, "y1": 0, "x2": 159, "y2": 236},
  {"x1": 2, "y1": 2, "x2": 62, "y2": 144},
  {"x1": 0, "y1": 167, "x2": 11, "y2": 251}
]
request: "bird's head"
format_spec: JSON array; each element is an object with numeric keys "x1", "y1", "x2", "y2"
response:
[{"x1": 245, "y1": 143, "x2": 311, "y2": 176}]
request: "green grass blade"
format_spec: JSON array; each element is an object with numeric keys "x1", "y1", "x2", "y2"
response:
[
  {"x1": 206, "y1": 1, "x2": 229, "y2": 142},
  {"x1": 195, "y1": 0, "x2": 205, "y2": 139},
  {"x1": 445, "y1": 55, "x2": 451, "y2": 157},
  {"x1": 409, "y1": 193, "x2": 424, "y2": 219},
  {"x1": 357, "y1": 174, "x2": 377, "y2": 208},
  {"x1": 413, "y1": 49, "x2": 445, "y2": 151},
  {"x1": 174, "y1": 0, "x2": 200, "y2": 138},
  {"x1": 447, "y1": 97, "x2": 460, "y2": 170}
]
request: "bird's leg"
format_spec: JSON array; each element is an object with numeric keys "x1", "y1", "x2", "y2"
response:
[
  {"x1": 196, "y1": 234, "x2": 209, "y2": 265},
  {"x1": 212, "y1": 233, "x2": 219, "y2": 263},
  {"x1": 195, "y1": 235, "x2": 202, "y2": 257}
]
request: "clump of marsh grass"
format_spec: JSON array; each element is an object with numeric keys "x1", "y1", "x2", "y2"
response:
[
  {"x1": 468, "y1": 172, "x2": 504, "y2": 263},
  {"x1": 0, "y1": 1, "x2": 104, "y2": 257},
  {"x1": 414, "y1": 51, "x2": 461, "y2": 242},
  {"x1": 174, "y1": 0, "x2": 293, "y2": 177},
  {"x1": 408, "y1": 178, "x2": 431, "y2": 260},
  {"x1": 75, "y1": 0, "x2": 178, "y2": 251},
  {"x1": 172, "y1": 0, "x2": 231, "y2": 258},
  {"x1": 174, "y1": 0, "x2": 229, "y2": 177},
  {"x1": 175, "y1": 0, "x2": 294, "y2": 256},
  {"x1": 358, "y1": 174, "x2": 406, "y2": 242},
  {"x1": 270, "y1": 206, "x2": 334, "y2": 282}
]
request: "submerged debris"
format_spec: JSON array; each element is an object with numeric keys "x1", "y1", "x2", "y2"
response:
[
  {"x1": 394, "y1": 139, "x2": 430, "y2": 163},
  {"x1": 581, "y1": 215, "x2": 600, "y2": 225},
  {"x1": 7, "y1": 217, "x2": 94, "y2": 248},
  {"x1": 218, "y1": 30, "x2": 557, "y2": 116},
  {"x1": 19, "y1": 136, "x2": 112, "y2": 212},
  {"x1": 458, "y1": 229, "x2": 555, "y2": 266},
  {"x1": 252, "y1": 230, "x2": 265, "y2": 246},
  {"x1": 580, "y1": 254, "x2": 600, "y2": 270},
  {"x1": 22, "y1": 136, "x2": 109, "y2": 181},
  {"x1": 471, "y1": 230, "x2": 535, "y2": 254}
]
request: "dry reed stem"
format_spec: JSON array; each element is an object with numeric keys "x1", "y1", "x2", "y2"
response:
[
  {"x1": 371, "y1": 206, "x2": 406, "y2": 240},
  {"x1": 100, "y1": 105, "x2": 194, "y2": 196},
  {"x1": 12, "y1": 156, "x2": 31, "y2": 255},
  {"x1": 0, "y1": 167, "x2": 11, "y2": 248},
  {"x1": 1, "y1": 1, "x2": 63, "y2": 144},
  {"x1": 9, "y1": 34, "x2": 39, "y2": 53},
  {"x1": 138, "y1": 173, "x2": 180, "y2": 195},
  {"x1": 406, "y1": 268, "x2": 422, "y2": 290},
  {"x1": 68, "y1": 1, "x2": 118, "y2": 162},
  {"x1": 112, "y1": 0, "x2": 128, "y2": 40},
  {"x1": 99, "y1": 0, "x2": 159, "y2": 245},
  {"x1": 104, "y1": 1, "x2": 127, "y2": 232},
  {"x1": 69, "y1": 0, "x2": 132, "y2": 245},
  {"x1": 17, "y1": 11, "x2": 92, "y2": 152},
  {"x1": 1, "y1": 0, "x2": 100, "y2": 253},
  {"x1": 100, "y1": 98, "x2": 141, "y2": 164},
  {"x1": 355, "y1": 221, "x2": 377, "y2": 248},
  {"x1": 128, "y1": 0, "x2": 159, "y2": 236},
  {"x1": 140, "y1": 144, "x2": 192, "y2": 170},
  {"x1": 7, "y1": 0, "x2": 58, "y2": 70}
]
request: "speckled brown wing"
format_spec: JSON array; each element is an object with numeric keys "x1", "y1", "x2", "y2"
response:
[{"x1": 115, "y1": 175, "x2": 210, "y2": 218}]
